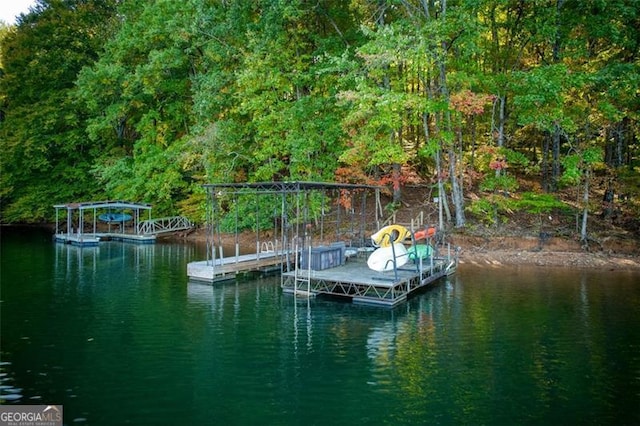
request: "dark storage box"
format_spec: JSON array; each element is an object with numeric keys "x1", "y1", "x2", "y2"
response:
[{"x1": 300, "y1": 245, "x2": 345, "y2": 270}]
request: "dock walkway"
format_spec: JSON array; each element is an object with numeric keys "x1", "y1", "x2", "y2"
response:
[{"x1": 188, "y1": 251, "x2": 290, "y2": 283}]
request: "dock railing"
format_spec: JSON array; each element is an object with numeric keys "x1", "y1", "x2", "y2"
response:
[{"x1": 137, "y1": 216, "x2": 194, "y2": 235}]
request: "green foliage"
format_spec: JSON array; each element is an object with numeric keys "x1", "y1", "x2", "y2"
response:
[
  {"x1": 468, "y1": 191, "x2": 570, "y2": 227},
  {"x1": 560, "y1": 148, "x2": 603, "y2": 187},
  {"x1": 503, "y1": 148, "x2": 530, "y2": 169},
  {"x1": 511, "y1": 64, "x2": 574, "y2": 132},
  {"x1": 479, "y1": 174, "x2": 518, "y2": 193},
  {"x1": 560, "y1": 154, "x2": 582, "y2": 186},
  {"x1": 1, "y1": 0, "x2": 639, "y2": 231},
  {"x1": 1, "y1": 1, "x2": 118, "y2": 222},
  {"x1": 513, "y1": 192, "x2": 568, "y2": 215},
  {"x1": 467, "y1": 195, "x2": 512, "y2": 226},
  {"x1": 217, "y1": 193, "x2": 283, "y2": 233},
  {"x1": 384, "y1": 201, "x2": 401, "y2": 215}
]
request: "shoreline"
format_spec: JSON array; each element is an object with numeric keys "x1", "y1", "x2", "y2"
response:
[
  {"x1": 166, "y1": 227, "x2": 640, "y2": 271},
  {"x1": 5, "y1": 223, "x2": 639, "y2": 271},
  {"x1": 456, "y1": 247, "x2": 640, "y2": 270},
  {"x1": 450, "y1": 233, "x2": 640, "y2": 271}
]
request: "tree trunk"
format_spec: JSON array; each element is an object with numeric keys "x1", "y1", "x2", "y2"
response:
[
  {"x1": 497, "y1": 93, "x2": 506, "y2": 149},
  {"x1": 448, "y1": 147, "x2": 465, "y2": 227},
  {"x1": 392, "y1": 162, "x2": 401, "y2": 204},
  {"x1": 551, "y1": 122, "x2": 561, "y2": 191},
  {"x1": 437, "y1": 0, "x2": 465, "y2": 227},
  {"x1": 424, "y1": 112, "x2": 450, "y2": 230},
  {"x1": 580, "y1": 167, "x2": 589, "y2": 244},
  {"x1": 542, "y1": 133, "x2": 550, "y2": 192},
  {"x1": 377, "y1": 0, "x2": 402, "y2": 205}
]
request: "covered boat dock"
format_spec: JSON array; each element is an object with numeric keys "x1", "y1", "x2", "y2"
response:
[
  {"x1": 53, "y1": 200, "x2": 155, "y2": 245},
  {"x1": 187, "y1": 181, "x2": 384, "y2": 283}
]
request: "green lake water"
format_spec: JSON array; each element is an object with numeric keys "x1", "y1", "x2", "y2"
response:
[{"x1": 1, "y1": 226, "x2": 639, "y2": 425}]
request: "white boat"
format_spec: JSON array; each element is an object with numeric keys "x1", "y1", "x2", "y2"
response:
[{"x1": 367, "y1": 243, "x2": 409, "y2": 272}]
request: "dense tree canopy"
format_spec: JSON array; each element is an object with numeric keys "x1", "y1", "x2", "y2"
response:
[{"x1": 1, "y1": 0, "x2": 638, "y2": 240}]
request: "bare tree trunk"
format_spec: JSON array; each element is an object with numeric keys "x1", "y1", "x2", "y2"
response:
[
  {"x1": 392, "y1": 161, "x2": 401, "y2": 204},
  {"x1": 448, "y1": 147, "x2": 465, "y2": 227},
  {"x1": 425, "y1": 113, "x2": 450, "y2": 230},
  {"x1": 497, "y1": 94, "x2": 506, "y2": 149},
  {"x1": 494, "y1": 94, "x2": 506, "y2": 180},
  {"x1": 542, "y1": 134, "x2": 550, "y2": 192},
  {"x1": 580, "y1": 167, "x2": 589, "y2": 244},
  {"x1": 438, "y1": 0, "x2": 465, "y2": 227},
  {"x1": 551, "y1": 122, "x2": 561, "y2": 191},
  {"x1": 550, "y1": 0, "x2": 564, "y2": 192},
  {"x1": 377, "y1": 0, "x2": 402, "y2": 205}
]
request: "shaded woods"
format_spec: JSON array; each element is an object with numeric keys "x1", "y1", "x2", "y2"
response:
[{"x1": 1, "y1": 0, "x2": 638, "y2": 249}]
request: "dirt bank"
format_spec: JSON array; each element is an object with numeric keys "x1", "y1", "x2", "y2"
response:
[{"x1": 451, "y1": 234, "x2": 640, "y2": 271}]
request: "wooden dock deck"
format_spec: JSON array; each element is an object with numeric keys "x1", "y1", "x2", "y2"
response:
[
  {"x1": 282, "y1": 255, "x2": 455, "y2": 307},
  {"x1": 187, "y1": 251, "x2": 291, "y2": 283}
]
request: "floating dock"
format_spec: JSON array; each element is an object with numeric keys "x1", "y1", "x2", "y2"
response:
[
  {"x1": 187, "y1": 181, "x2": 458, "y2": 307},
  {"x1": 188, "y1": 244, "x2": 457, "y2": 307},
  {"x1": 282, "y1": 251, "x2": 456, "y2": 307},
  {"x1": 54, "y1": 232, "x2": 156, "y2": 246}
]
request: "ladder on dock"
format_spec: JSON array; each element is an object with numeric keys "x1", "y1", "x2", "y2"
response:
[
  {"x1": 292, "y1": 243, "x2": 315, "y2": 298},
  {"x1": 137, "y1": 216, "x2": 194, "y2": 235}
]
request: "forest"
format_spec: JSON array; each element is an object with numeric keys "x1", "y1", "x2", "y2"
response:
[{"x1": 1, "y1": 0, "x2": 638, "y2": 243}]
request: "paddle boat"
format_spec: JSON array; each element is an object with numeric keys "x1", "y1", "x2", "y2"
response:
[
  {"x1": 367, "y1": 224, "x2": 437, "y2": 272},
  {"x1": 98, "y1": 212, "x2": 132, "y2": 223}
]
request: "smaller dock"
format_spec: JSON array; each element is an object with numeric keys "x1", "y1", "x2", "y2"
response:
[{"x1": 53, "y1": 200, "x2": 193, "y2": 246}]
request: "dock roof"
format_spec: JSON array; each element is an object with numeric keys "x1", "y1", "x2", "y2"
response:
[
  {"x1": 53, "y1": 200, "x2": 152, "y2": 210},
  {"x1": 202, "y1": 181, "x2": 381, "y2": 193}
]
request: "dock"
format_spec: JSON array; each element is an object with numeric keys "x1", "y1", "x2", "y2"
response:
[
  {"x1": 187, "y1": 181, "x2": 458, "y2": 307},
  {"x1": 188, "y1": 243, "x2": 458, "y2": 307},
  {"x1": 282, "y1": 252, "x2": 456, "y2": 307},
  {"x1": 53, "y1": 200, "x2": 193, "y2": 246}
]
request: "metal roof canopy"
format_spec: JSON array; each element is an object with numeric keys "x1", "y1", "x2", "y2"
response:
[
  {"x1": 202, "y1": 181, "x2": 382, "y2": 194},
  {"x1": 199, "y1": 181, "x2": 385, "y2": 276},
  {"x1": 53, "y1": 200, "x2": 152, "y2": 211}
]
